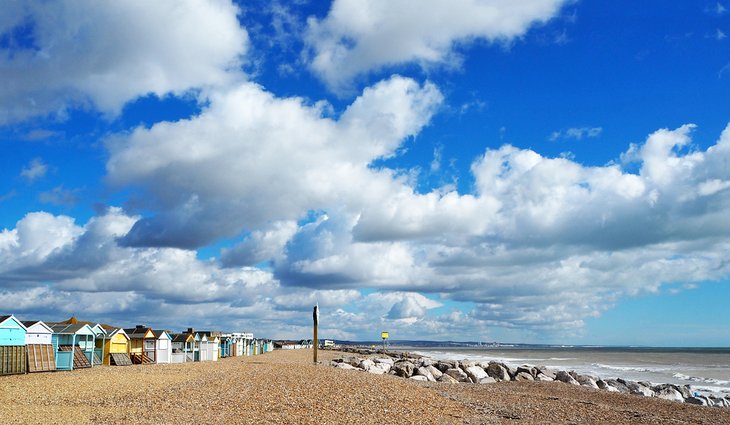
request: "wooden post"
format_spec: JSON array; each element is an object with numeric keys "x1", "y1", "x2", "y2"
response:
[{"x1": 313, "y1": 304, "x2": 319, "y2": 364}]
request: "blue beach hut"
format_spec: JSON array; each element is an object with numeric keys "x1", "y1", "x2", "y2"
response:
[
  {"x1": 50, "y1": 323, "x2": 96, "y2": 370},
  {"x1": 0, "y1": 314, "x2": 28, "y2": 375}
]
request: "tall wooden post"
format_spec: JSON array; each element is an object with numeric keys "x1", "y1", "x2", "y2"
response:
[{"x1": 313, "y1": 304, "x2": 319, "y2": 364}]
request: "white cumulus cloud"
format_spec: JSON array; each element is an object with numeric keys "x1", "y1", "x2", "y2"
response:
[
  {"x1": 0, "y1": 0, "x2": 248, "y2": 123},
  {"x1": 305, "y1": 0, "x2": 567, "y2": 91}
]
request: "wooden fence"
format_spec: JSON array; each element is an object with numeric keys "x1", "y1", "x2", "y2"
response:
[{"x1": 0, "y1": 346, "x2": 27, "y2": 376}]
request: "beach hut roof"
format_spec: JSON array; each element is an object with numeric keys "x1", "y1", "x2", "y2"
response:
[
  {"x1": 172, "y1": 333, "x2": 194, "y2": 343},
  {"x1": 50, "y1": 317, "x2": 118, "y2": 330},
  {"x1": 49, "y1": 323, "x2": 95, "y2": 336},
  {"x1": 21, "y1": 320, "x2": 53, "y2": 333},
  {"x1": 151, "y1": 329, "x2": 170, "y2": 339},
  {"x1": 123, "y1": 326, "x2": 155, "y2": 339},
  {"x1": 106, "y1": 328, "x2": 130, "y2": 340},
  {"x1": 0, "y1": 315, "x2": 27, "y2": 330}
]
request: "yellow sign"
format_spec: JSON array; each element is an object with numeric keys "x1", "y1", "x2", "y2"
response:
[{"x1": 381, "y1": 331, "x2": 389, "y2": 339}]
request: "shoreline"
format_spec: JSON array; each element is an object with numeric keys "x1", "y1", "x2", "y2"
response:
[{"x1": 330, "y1": 346, "x2": 730, "y2": 408}]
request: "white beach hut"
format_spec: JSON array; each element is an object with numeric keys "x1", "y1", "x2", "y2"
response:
[
  {"x1": 22, "y1": 320, "x2": 55, "y2": 373},
  {"x1": 152, "y1": 329, "x2": 172, "y2": 364}
]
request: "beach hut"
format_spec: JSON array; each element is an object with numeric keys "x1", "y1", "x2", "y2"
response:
[
  {"x1": 90, "y1": 324, "x2": 108, "y2": 366},
  {"x1": 103, "y1": 328, "x2": 132, "y2": 366},
  {"x1": 152, "y1": 329, "x2": 172, "y2": 364},
  {"x1": 22, "y1": 320, "x2": 55, "y2": 373},
  {"x1": 171, "y1": 333, "x2": 195, "y2": 363},
  {"x1": 49, "y1": 317, "x2": 109, "y2": 366},
  {"x1": 0, "y1": 315, "x2": 27, "y2": 376},
  {"x1": 124, "y1": 325, "x2": 156, "y2": 364},
  {"x1": 219, "y1": 335, "x2": 232, "y2": 358},
  {"x1": 198, "y1": 333, "x2": 220, "y2": 362},
  {"x1": 50, "y1": 323, "x2": 96, "y2": 370}
]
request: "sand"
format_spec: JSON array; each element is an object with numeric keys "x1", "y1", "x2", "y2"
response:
[{"x1": 0, "y1": 349, "x2": 727, "y2": 424}]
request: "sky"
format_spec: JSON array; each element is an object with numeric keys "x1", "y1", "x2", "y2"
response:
[{"x1": 1, "y1": 0, "x2": 730, "y2": 346}]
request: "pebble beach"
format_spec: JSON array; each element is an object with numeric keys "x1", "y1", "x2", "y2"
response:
[{"x1": 1, "y1": 349, "x2": 728, "y2": 424}]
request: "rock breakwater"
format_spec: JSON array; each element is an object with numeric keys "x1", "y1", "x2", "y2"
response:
[{"x1": 329, "y1": 348, "x2": 730, "y2": 408}]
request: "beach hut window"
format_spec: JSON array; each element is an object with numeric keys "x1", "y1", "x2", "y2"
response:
[
  {"x1": 144, "y1": 340, "x2": 154, "y2": 350},
  {"x1": 159, "y1": 339, "x2": 168, "y2": 349}
]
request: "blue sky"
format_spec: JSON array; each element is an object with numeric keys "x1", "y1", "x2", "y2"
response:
[{"x1": 1, "y1": 0, "x2": 729, "y2": 345}]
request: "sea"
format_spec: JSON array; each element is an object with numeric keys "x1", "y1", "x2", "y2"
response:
[{"x1": 396, "y1": 345, "x2": 730, "y2": 396}]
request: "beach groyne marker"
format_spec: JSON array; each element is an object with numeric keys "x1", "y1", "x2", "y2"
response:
[
  {"x1": 381, "y1": 331, "x2": 389, "y2": 351},
  {"x1": 313, "y1": 304, "x2": 319, "y2": 364}
]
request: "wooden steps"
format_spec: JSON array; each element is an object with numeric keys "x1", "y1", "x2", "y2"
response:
[
  {"x1": 130, "y1": 352, "x2": 155, "y2": 365},
  {"x1": 59, "y1": 346, "x2": 92, "y2": 369},
  {"x1": 110, "y1": 353, "x2": 133, "y2": 366}
]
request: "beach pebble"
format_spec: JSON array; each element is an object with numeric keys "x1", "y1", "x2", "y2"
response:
[{"x1": 410, "y1": 375, "x2": 428, "y2": 381}]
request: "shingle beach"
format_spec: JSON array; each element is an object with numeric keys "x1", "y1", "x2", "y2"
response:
[{"x1": 2, "y1": 349, "x2": 729, "y2": 424}]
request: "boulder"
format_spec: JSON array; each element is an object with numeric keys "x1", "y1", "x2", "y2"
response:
[
  {"x1": 678, "y1": 385, "x2": 692, "y2": 400},
  {"x1": 410, "y1": 375, "x2": 429, "y2": 382},
  {"x1": 435, "y1": 361, "x2": 455, "y2": 373},
  {"x1": 460, "y1": 360, "x2": 476, "y2": 370},
  {"x1": 374, "y1": 357, "x2": 394, "y2": 366},
  {"x1": 415, "y1": 366, "x2": 436, "y2": 382},
  {"x1": 419, "y1": 357, "x2": 433, "y2": 367},
  {"x1": 515, "y1": 372, "x2": 534, "y2": 381},
  {"x1": 438, "y1": 373, "x2": 459, "y2": 384},
  {"x1": 605, "y1": 379, "x2": 629, "y2": 394},
  {"x1": 535, "y1": 373, "x2": 553, "y2": 382},
  {"x1": 346, "y1": 356, "x2": 362, "y2": 367},
  {"x1": 708, "y1": 396, "x2": 727, "y2": 407},
  {"x1": 619, "y1": 379, "x2": 654, "y2": 397},
  {"x1": 392, "y1": 361, "x2": 416, "y2": 378},
  {"x1": 686, "y1": 396, "x2": 709, "y2": 406},
  {"x1": 367, "y1": 363, "x2": 391, "y2": 375},
  {"x1": 359, "y1": 359, "x2": 375, "y2": 371},
  {"x1": 426, "y1": 365, "x2": 443, "y2": 379},
  {"x1": 597, "y1": 380, "x2": 620, "y2": 392},
  {"x1": 465, "y1": 366, "x2": 489, "y2": 382},
  {"x1": 536, "y1": 367, "x2": 556, "y2": 380},
  {"x1": 576, "y1": 375, "x2": 599, "y2": 389},
  {"x1": 652, "y1": 384, "x2": 684, "y2": 403},
  {"x1": 555, "y1": 371, "x2": 580, "y2": 386},
  {"x1": 486, "y1": 362, "x2": 511, "y2": 382},
  {"x1": 516, "y1": 365, "x2": 536, "y2": 378},
  {"x1": 445, "y1": 368, "x2": 470, "y2": 383},
  {"x1": 334, "y1": 362, "x2": 358, "y2": 370},
  {"x1": 479, "y1": 376, "x2": 497, "y2": 384}
]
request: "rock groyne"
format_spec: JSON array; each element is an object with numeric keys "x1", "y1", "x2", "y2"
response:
[{"x1": 329, "y1": 348, "x2": 730, "y2": 408}]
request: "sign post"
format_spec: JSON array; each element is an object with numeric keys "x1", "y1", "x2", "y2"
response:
[
  {"x1": 381, "y1": 331, "x2": 389, "y2": 351},
  {"x1": 313, "y1": 304, "x2": 319, "y2": 364}
]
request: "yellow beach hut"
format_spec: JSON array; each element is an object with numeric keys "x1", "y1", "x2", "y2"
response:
[
  {"x1": 124, "y1": 325, "x2": 156, "y2": 364},
  {"x1": 103, "y1": 328, "x2": 132, "y2": 366}
]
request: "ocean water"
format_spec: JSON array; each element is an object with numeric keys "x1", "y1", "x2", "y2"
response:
[{"x1": 405, "y1": 346, "x2": 730, "y2": 396}]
